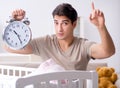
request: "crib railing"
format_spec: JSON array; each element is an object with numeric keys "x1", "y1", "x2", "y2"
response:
[
  {"x1": 0, "y1": 65, "x2": 36, "y2": 77},
  {"x1": 0, "y1": 65, "x2": 36, "y2": 88},
  {"x1": 16, "y1": 70, "x2": 98, "y2": 88}
]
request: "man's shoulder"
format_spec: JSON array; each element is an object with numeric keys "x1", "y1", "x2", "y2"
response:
[
  {"x1": 33, "y1": 34, "x2": 56, "y2": 40},
  {"x1": 45, "y1": 34, "x2": 57, "y2": 40}
]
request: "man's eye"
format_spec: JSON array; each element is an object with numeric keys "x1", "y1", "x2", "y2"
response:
[
  {"x1": 54, "y1": 22, "x2": 58, "y2": 25},
  {"x1": 63, "y1": 22, "x2": 68, "y2": 25}
]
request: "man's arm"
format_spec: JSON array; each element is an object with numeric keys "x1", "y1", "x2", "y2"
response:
[
  {"x1": 3, "y1": 9, "x2": 33, "y2": 54},
  {"x1": 89, "y1": 2, "x2": 115, "y2": 59},
  {"x1": 3, "y1": 44, "x2": 33, "y2": 54}
]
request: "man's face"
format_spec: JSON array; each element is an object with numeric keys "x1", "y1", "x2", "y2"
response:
[{"x1": 53, "y1": 15, "x2": 76, "y2": 40}]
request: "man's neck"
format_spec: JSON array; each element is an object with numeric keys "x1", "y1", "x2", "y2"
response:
[{"x1": 58, "y1": 37, "x2": 74, "y2": 52}]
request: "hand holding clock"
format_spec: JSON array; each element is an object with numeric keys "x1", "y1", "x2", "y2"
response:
[
  {"x1": 12, "y1": 9, "x2": 25, "y2": 21},
  {"x1": 3, "y1": 9, "x2": 31, "y2": 49}
]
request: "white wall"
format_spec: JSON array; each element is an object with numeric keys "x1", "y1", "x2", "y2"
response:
[{"x1": 0, "y1": 0, "x2": 120, "y2": 73}]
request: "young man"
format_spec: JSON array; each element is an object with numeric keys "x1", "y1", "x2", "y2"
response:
[{"x1": 3, "y1": 3, "x2": 115, "y2": 70}]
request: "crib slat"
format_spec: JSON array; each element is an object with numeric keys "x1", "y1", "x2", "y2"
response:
[
  {"x1": 33, "y1": 83, "x2": 41, "y2": 88},
  {"x1": 0, "y1": 65, "x2": 36, "y2": 88},
  {"x1": 67, "y1": 79, "x2": 73, "y2": 88},
  {"x1": 57, "y1": 80, "x2": 63, "y2": 88},
  {"x1": 79, "y1": 79, "x2": 84, "y2": 88}
]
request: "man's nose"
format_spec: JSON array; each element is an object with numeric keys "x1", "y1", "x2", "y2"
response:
[{"x1": 58, "y1": 24, "x2": 63, "y2": 32}]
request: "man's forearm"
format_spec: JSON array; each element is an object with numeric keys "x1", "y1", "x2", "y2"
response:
[
  {"x1": 97, "y1": 25, "x2": 115, "y2": 56},
  {"x1": 2, "y1": 44, "x2": 33, "y2": 54}
]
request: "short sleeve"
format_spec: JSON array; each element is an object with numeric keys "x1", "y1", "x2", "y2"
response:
[
  {"x1": 29, "y1": 36, "x2": 48, "y2": 56},
  {"x1": 81, "y1": 39, "x2": 96, "y2": 61}
]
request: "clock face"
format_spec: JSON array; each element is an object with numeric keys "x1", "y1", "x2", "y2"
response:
[{"x1": 3, "y1": 21, "x2": 32, "y2": 49}]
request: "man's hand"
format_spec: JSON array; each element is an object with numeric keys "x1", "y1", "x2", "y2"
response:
[
  {"x1": 12, "y1": 9, "x2": 25, "y2": 21},
  {"x1": 89, "y1": 2, "x2": 105, "y2": 29}
]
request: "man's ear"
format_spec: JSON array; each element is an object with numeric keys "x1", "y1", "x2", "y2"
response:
[{"x1": 73, "y1": 20, "x2": 77, "y2": 28}]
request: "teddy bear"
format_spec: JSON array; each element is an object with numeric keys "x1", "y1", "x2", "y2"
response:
[{"x1": 96, "y1": 67, "x2": 118, "y2": 88}]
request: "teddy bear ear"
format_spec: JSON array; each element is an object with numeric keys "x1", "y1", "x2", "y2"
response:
[
  {"x1": 110, "y1": 67, "x2": 115, "y2": 72},
  {"x1": 96, "y1": 67, "x2": 101, "y2": 71}
]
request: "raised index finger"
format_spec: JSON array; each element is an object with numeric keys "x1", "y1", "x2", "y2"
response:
[{"x1": 91, "y1": 2, "x2": 95, "y2": 11}]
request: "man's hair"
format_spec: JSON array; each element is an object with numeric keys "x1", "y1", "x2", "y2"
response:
[{"x1": 52, "y1": 3, "x2": 78, "y2": 23}]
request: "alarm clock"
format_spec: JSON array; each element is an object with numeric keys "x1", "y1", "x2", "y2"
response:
[{"x1": 3, "y1": 18, "x2": 32, "y2": 50}]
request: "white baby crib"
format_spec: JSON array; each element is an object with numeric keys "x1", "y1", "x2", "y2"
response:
[
  {"x1": 16, "y1": 70, "x2": 98, "y2": 88},
  {"x1": 0, "y1": 64, "x2": 98, "y2": 88},
  {"x1": 0, "y1": 65, "x2": 36, "y2": 88}
]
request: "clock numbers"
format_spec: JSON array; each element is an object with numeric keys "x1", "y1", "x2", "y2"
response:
[
  {"x1": 17, "y1": 24, "x2": 20, "y2": 28},
  {"x1": 11, "y1": 40, "x2": 13, "y2": 43},
  {"x1": 24, "y1": 39, "x2": 26, "y2": 41},
  {"x1": 5, "y1": 32, "x2": 9, "y2": 35},
  {"x1": 26, "y1": 34, "x2": 29, "y2": 37},
  {"x1": 21, "y1": 26, "x2": 24, "y2": 29},
  {"x1": 9, "y1": 28, "x2": 12, "y2": 32},
  {"x1": 3, "y1": 21, "x2": 31, "y2": 49},
  {"x1": 15, "y1": 42, "x2": 17, "y2": 45},
  {"x1": 7, "y1": 37, "x2": 10, "y2": 40},
  {"x1": 12, "y1": 24, "x2": 15, "y2": 28},
  {"x1": 25, "y1": 30, "x2": 27, "y2": 32}
]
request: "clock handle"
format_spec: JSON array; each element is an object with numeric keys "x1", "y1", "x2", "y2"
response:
[
  {"x1": 6, "y1": 16, "x2": 16, "y2": 23},
  {"x1": 23, "y1": 17, "x2": 30, "y2": 25},
  {"x1": 6, "y1": 16, "x2": 30, "y2": 25}
]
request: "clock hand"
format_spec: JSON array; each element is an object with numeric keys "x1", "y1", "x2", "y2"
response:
[
  {"x1": 17, "y1": 35, "x2": 22, "y2": 44},
  {"x1": 13, "y1": 30, "x2": 22, "y2": 44},
  {"x1": 13, "y1": 30, "x2": 18, "y2": 35}
]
